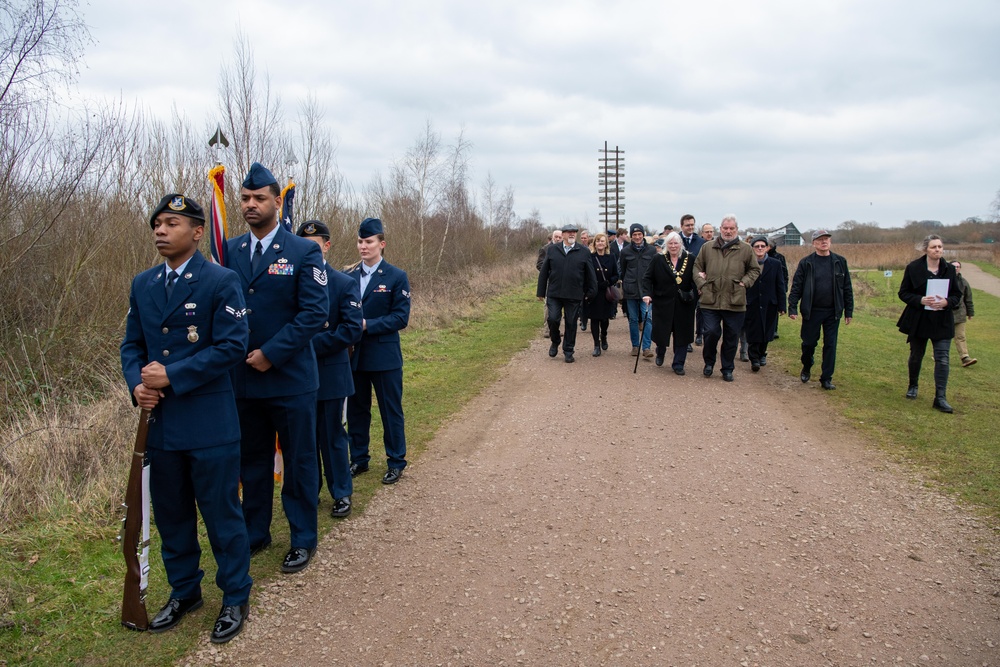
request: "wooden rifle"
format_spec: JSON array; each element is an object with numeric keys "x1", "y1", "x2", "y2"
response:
[{"x1": 120, "y1": 408, "x2": 151, "y2": 631}]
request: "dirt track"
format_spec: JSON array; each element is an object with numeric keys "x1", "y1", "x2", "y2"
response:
[{"x1": 187, "y1": 308, "x2": 999, "y2": 667}]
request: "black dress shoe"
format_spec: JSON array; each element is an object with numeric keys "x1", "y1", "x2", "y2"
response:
[
  {"x1": 548, "y1": 342, "x2": 559, "y2": 357},
  {"x1": 331, "y1": 496, "x2": 351, "y2": 518},
  {"x1": 655, "y1": 354, "x2": 664, "y2": 366},
  {"x1": 820, "y1": 379, "x2": 836, "y2": 390},
  {"x1": 686, "y1": 344, "x2": 693, "y2": 353},
  {"x1": 248, "y1": 540, "x2": 271, "y2": 557},
  {"x1": 673, "y1": 367, "x2": 685, "y2": 376},
  {"x1": 703, "y1": 364, "x2": 713, "y2": 377},
  {"x1": 564, "y1": 353, "x2": 575, "y2": 363},
  {"x1": 751, "y1": 362, "x2": 760, "y2": 372},
  {"x1": 800, "y1": 368, "x2": 810, "y2": 383},
  {"x1": 382, "y1": 467, "x2": 403, "y2": 484},
  {"x1": 905, "y1": 385, "x2": 918, "y2": 400},
  {"x1": 581, "y1": 321, "x2": 587, "y2": 331},
  {"x1": 349, "y1": 462, "x2": 369, "y2": 477},
  {"x1": 695, "y1": 335, "x2": 703, "y2": 346},
  {"x1": 592, "y1": 346, "x2": 601, "y2": 357},
  {"x1": 601, "y1": 340, "x2": 608, "y2": 350},
  {"x1": 281, "y1": 547, "x2": 317, "y2": 574},
  {"x1": 722, "y1": 371, "x2": 734, "y2": 382},
  {"x1": 210, "y1": 603, "x2": 249, "y2": 644},
  {"x1": 149, "y1": 597, "x2": 204, "y2": 633}
]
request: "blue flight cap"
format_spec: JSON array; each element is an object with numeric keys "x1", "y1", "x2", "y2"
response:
[
  {"x1": 358, "y1": 217, "x2": 384, "y2": 238},
  {"x1": 242, "y1": 162, "x2": 278, "y2": 190},
  {"x1": 149, "y1": 194, "x2": 205, "y2": 228}
]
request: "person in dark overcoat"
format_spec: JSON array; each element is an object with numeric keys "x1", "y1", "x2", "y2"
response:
[
  {"x1": 297, "y1": 221, "x2": 364, "y2": 518},
  {"x1": 896, "y1": 234, "x2": 963, "y2": 413},
  {"x1": 537, "y1": 223, "x2": 598, "y2": 363},
  {"x1": 744, "y1": 236, "x2": 787, "y2": 371},
  {"x1": 641, "y1": 232, "x2": 697, "y2": 374},
  {"x1": 228, "y1": 163, "x2": 329, "y2": 575},
  {"x1": 588, "y1": 233, "x2": 619, "y2": 356},
  {"x1": 121, "y1": 194, "x2": 252, "y2": 643},
  {"x1": 346, "y1": 217, "x2": 412, "y2": 484}
]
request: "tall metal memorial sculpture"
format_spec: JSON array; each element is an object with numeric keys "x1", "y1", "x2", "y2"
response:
[{"x1": 598, "y1": 142, "x2": 625, "y2": 232}]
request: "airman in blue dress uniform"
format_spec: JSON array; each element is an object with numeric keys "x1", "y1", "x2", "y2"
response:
[
  {"x1": 227, "y1": 163, "x2": 329, "y2": 574},
  {"x1": 345, "y1": 217, "x2": 411, "y2": 484},
  {"x1": 296, "y1": 220, "x2": 364, "y2": 518},
  {"x1": 120, "y1": 194, "x2": 251, "y2": 643}
]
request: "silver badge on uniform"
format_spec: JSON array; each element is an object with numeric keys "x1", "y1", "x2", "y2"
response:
[{"x1": 187, "y1": 325, "x2": 199, "y2": 343}]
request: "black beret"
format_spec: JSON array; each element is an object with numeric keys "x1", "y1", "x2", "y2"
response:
[
  {"x1": 358, "y1": 217, "x2": 384, "y2": 237},
  {"x1": 297, "y1": 220, "x2": 330, "y2": 240},
  {"x1": 242, "y1": 162, "x2": 278, "y2": 190},
  {"x1": 149, "y1": 194, "x2": 205, "y2": 228}
]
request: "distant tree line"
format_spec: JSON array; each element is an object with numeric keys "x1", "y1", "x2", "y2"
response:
[{"x1": 829, "y1": 217, "x2": 1000, "y2": 245}]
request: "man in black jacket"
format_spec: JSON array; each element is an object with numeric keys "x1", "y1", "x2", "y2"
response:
[
  {"x1": 787, "y1": 230, "x2": 854, "y2": 390},
  {"x1": 619, "y1": 223, "x2": 658, "y2": 357},
  {"x1": 537, "y1": 224, "x2": 597, "y2": 363}
]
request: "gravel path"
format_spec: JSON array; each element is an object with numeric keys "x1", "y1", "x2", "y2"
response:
[{"x1": 187, "y1": 315, "x2": 1000, "y2": 667}]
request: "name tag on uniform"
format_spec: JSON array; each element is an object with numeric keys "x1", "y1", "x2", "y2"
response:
[{"x1": 268, "y1": 263, "x2": 295, "y2": 276}]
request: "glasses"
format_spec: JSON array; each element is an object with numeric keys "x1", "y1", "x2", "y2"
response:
[{"x1": 753, "y1": 244, "x2": 767, "y2": 249}]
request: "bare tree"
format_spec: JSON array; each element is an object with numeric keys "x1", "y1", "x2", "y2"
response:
[
  {"x1": 217, "y1": 32, "x2": 287, "y2": 183},
  {"x1": 436, "y1": 128, "x2": 472, "y2": 272}
]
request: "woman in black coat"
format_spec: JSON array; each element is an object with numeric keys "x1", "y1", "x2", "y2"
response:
[
  {"x1": 744, "y1": 236, "x2": 787, "y2": 371},
  {"x1": 588, "y1": 233, "x2": 619, "y2": 356},
  {"x1": 897, "y1": 234, "x2": 963, "y2": 413},
  {"x1": 641, "y1": 232, "x2": 697, "y2": 374}
]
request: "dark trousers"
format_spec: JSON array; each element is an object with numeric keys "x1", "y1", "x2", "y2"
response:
[
  {"x1": 908, "y1": 337, "x2": 951, "y2": 395},
  {"x1": 348, "y1": 367, "x2": 407, "y2": 471},
  {"x1": 547, "y1": 298, "x2": 581, "y2": 354},
  {"x1": 238, "y1": 394, "x2": 319, "y2": 550},
  {"x1": 701, "y1": 308, "x2": 746, "y2": 373},
  {"x1": 748, "y1": 341, "x2": 769, "y2": 365},
  {"x1": 695, "y1": 302, "x2": 704, "y2": 336},
  {"x1": 800, "y1": 307, "x2": 840, "y2": 382},
  {"x1": 149, "y1": 443, "x2": 252, "y2": 606},
  {"x1": 317, "y1": 397, "x2": 352, "y2": 500},
  {"x1": 655, "y1": 344, "x2": 689, "y2": 371},
  {"x1": 590, "y1": 318, "x2": 609, "y2": 345}
]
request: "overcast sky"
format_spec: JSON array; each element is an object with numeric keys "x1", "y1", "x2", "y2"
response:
[{"x1": 73, "y1": 0, "x2": 1000, "y2": 231}]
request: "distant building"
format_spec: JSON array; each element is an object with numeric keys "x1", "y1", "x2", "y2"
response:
[{"x1": 766, "y1": 223, "x2": 802, "y2": 246}]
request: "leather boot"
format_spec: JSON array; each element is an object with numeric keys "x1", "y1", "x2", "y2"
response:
[
  {"x1": 933, "y1": 390, "x2": 953, "y2": 413},
  {"x1": 905, "y1": 385, "x2": 918, "y2": 400},
  {"x1": 592, "y1": 346, "x2": 601, "y2": 357}
]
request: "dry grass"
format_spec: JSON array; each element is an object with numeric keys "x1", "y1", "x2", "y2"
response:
[
  {"x1": 409, "y1": 256, "x2": 537, "y2": 329},
  {"x1": 0, "y1": 384, "x2": 134, "y2": 532},
  {"x1": 780, "y1": 242, "x2": 1000, "y2": 275}
]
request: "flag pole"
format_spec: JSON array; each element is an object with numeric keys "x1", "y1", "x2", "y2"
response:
[{"x1": 207, "y1": 126, "x2": 230, "y2": 267}]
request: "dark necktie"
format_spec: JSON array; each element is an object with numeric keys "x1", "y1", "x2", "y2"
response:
[
  {"x1": 165, "y1": 270, "x2": 178, "y2": 299},
  {"x1": 251, "y1": 241, "x2": 262, "y2": 273}
]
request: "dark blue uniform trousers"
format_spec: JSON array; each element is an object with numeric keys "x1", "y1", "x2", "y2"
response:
[
  {"x1": 347, "y1": 368, "x2": 407, "y2": 471},
  {"x1": 237, "y1": 394, "x2": 319, "y2": 550},
  {"x1": 317, "y1": 397, "x2": 352, "y2": 500},
  {"x1": 701, "y1": 308, "x2": 746, "y2": 373},
  {"x1": 148, "y1": 443, "x2": 252, "y2": 606}
]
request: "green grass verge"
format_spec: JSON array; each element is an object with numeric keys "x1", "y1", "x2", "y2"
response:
[
  {"x1": 0, "y1": 281, "x2": 542, "y2": 666},
  {"x1": 770, "y1": 270, "x2": 1000, "y2": 515}
]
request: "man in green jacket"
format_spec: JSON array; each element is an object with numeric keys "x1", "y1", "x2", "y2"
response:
[
  {"x1": 951, "y1": 261, "x2": 977, "y2": 367},
  {"x1": 693, "y1": 215, "x2": 760, "y2": 382}
]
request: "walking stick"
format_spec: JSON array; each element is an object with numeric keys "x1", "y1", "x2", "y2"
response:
[{"x1": 633, "y1": 304, "x2": 650, "y2": 374}]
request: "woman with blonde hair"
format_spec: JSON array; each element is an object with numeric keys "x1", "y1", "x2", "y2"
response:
[{"x1": 588, "y1": 233, "x2": 619, "y2": 356}]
